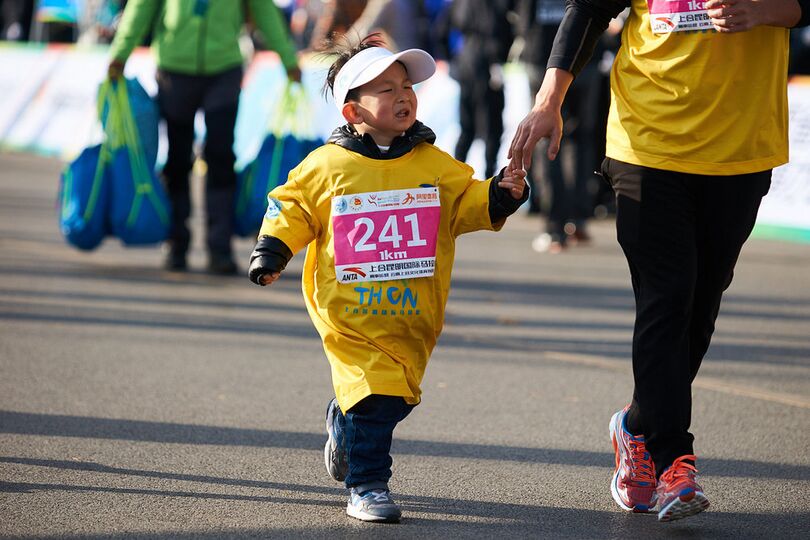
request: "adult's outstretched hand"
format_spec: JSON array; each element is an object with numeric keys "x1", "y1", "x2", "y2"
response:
[{"x1": 507, "y1": 68, "x2": 573, "y2": 171}]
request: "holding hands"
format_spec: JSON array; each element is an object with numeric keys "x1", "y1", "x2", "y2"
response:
[{"x1": 499, "y1": 167, "x2": 528, "y2": 200}]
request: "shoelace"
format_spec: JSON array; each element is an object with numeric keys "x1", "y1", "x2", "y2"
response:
[
  {"x1": 365, "y1": 490, "x2": 391, "y2": 503},
  {"x1": 660, "y1": 454, "x2": 698, "y2": 484},
  {"x1": 627, "y1": 436, "x2": 656, "y2": 484}
]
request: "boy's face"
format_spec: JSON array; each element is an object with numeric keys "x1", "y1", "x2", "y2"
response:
[{"x1": 348, "y1": 62, "x2": 418, "y2": 146}]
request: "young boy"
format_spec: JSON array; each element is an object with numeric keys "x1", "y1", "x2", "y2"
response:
[{"x1": 248, "y1": 35, "x2": 528, "y2": 523}]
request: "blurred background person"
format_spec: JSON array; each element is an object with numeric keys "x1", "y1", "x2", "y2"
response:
[
  {"x1": 345, "y1": 0, "x2": 431, "y2": 52},
  {"x1": 305, "y1": 0, "x2": 368, "y2": 50},
  {"x1": 791, "y1": 26, "x2": 810, "y2": 74},
  {"x1": 107, "y1": 0, "x2": 300, "y2": 275},
  {"x1": 518, "y1": 0, "x2": 610, "y2": 253},
  {"x1": 449, "y1": 0, "x2": 514, "y2": 179},
  {"x1": 1, "y1": 0, "x2": 34, "y2": 41}
]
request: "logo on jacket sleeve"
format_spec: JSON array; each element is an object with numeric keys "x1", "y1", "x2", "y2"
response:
[{"x1": 265, "y1": 196, "x2": 282, "y2": 219}]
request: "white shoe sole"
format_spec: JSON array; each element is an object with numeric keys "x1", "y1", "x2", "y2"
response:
[
  {"x1": 324, "y1": 435, "x2": 345, "y2": 482},
  {"x1": 324, "y1": 401, "x2": 347, "y2": 482},
  {"x1": 657, "y1": 491, "x2": 710, "y2": 522},
  {"x1": 346, "y1": 503, "x2": 400, "y2": 523}
]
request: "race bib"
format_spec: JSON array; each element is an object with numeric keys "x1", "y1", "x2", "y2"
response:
[
  {"x1": 332, "y1": 187, "x2": 440, "y2": 283},
  {"x1": 648, "y1": 0, "x2": 714, "y2": 34}
]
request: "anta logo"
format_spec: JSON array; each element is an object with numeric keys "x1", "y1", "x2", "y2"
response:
[{"x1": 341, "y1": 267, "x2": 367, "y2": 281}]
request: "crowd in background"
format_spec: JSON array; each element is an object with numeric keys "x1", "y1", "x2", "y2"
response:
[{"x1": 3, "y1": 0, "x2": 810, "y2": 253}]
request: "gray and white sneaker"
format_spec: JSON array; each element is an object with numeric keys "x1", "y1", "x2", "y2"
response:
[
  {"x1": 324, "y1": 398, "x2": 348, "y2": 482},
  {"x1": 347, "y1": 488, "x2": 401, "y2": 523}
]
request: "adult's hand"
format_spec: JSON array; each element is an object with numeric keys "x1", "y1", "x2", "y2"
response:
[
  {"x1": 286, "y1": 66, "x2": 302, "y2": 83},
  {"x1": 507, "y1": 68, "x2": 573, "y2": 171},
  {"x1": 706, "y1": 0, "x2": 802, "y2": 33},
  {"x1": 108, "y1": 59, "x2": 125, "y2": 80}
]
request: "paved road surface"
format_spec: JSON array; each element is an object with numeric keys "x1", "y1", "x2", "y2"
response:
[{"x1": 1, "y1": 152, "x2": 809, "y2": 539}]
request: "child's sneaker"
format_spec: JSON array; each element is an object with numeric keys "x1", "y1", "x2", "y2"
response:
[
  {"x1": 324, "y1": 398, "x2": 348, "y2": 482},
  {"x1": 347, "y1": 488, "x2": 401, "y2": 523},
  {"x1": 656, "y1": 455, "x2": 710, "y2": 522},
  {"x1": 609, "y1": 406, "x2": 657, "y2": 512}
]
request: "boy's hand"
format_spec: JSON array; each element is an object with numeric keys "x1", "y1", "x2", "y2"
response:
[
  {"x1": 259, "y1": 272, "x2": 281, "y2": 286},
  {"x1": 498, "y1": 168, "x2": 527, "y2": 200}
]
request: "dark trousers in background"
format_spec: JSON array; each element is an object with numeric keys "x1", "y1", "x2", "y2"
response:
[
  {"x1": 454, "y1": 76, "x2": 505, "y2": 178},
  {"x1": 332, "y1": 394, "x2": 414, "y2": 492},
  {"x1": 601, "y1": 157, "x2": 771, "y2": 476},
  {"x1": 528, "y1": 62, "x2": 602, "y2": 240},
  {"x1": 157, "y1": 66, "x2": 242, "y2": 259}
]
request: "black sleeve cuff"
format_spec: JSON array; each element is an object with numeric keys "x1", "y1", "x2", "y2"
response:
[
  {"x1": 248, "y1": 235, "x2": 293, "y2": 285},
  {"x1": 488, "y1": 168, "x2": 530, "y2": 223},
  {"x1": 548, "y1": 0, "x2": 629, "y2": 77}
]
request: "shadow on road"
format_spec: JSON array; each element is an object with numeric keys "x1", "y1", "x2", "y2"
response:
[
  {"x1": 1, "y1": 412, "x2": 807, "y2": 481},
  {"x1": 1, "y1": 463, "x2": 808, "y2": 539}
]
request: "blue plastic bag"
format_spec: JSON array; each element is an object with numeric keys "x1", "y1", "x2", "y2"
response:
[
  {"x1": 58, "y1": 144, "x2": 111, "y2": 250},
  {"x1": 234, "y1": 132, "x2": 321, "y2": 237},
  {"x1": 234, "y1": 83, "x2": 323, "y2": 237},
  {"x1": 108, "y1": 146, "x2": 170, "y2": 245},
  {"x1": 104, "y1": 80, "x2": 170, "y2": 245},
  {"x1": 99, "y1": 77, "x2": 159, "y2": 172}
]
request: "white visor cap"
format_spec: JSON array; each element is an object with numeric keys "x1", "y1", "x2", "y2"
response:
[{"x1": 333, "y1": 47, "x2": 436, "y2": 112}]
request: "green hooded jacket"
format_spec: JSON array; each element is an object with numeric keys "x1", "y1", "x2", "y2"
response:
[{"x1": 109, "y1": 0, "x2": 298, "y2": 75}]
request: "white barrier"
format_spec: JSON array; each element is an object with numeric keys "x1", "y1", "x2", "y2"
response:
[
  {"x1": 755, "y1": 77, "x2": 810, "y2": 243},
  {"x1": 0, "y1": 42, "x2": 807, "y2": 243}
]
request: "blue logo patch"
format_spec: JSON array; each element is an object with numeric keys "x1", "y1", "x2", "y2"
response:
[
  {"x1": 265, "y1": 196, "x2": 282, "y2": 219},
  {"x1": 333, "y1": 197, "x2": 348, "y2": 215}
]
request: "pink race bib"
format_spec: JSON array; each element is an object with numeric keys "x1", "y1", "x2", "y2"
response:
[
  {"x1": 332, "y1": 187, "x2": 440, "y2": 283},
  {"x1": 647, "y1": 0, "x2": 713, "y2": 34}
]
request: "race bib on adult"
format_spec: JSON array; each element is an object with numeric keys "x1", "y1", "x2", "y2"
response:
[
  {"x1": 332, "y1": 187, "x2": 440, "y2": 283},
  {"x1": 648, "y1": 0, "x2": 713, "y2": 34}
]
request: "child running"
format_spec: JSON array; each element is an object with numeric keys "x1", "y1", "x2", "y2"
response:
[{"x1": 248, "y1": 34, "x2": 528, "y2": 523}]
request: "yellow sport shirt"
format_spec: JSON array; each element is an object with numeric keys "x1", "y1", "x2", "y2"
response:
[
  {"x1": 606, "y1": 0, "x2": 790, "y2": 175},
  {"x1": 258, "y1": 142, "x2": 500, "y2": 412}
]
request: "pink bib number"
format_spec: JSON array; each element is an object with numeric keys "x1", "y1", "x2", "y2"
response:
[
  {"x1": 647, "y1": 0, "x2": 713, "y2": 34},
  {"x1": 332, "y1": 187, "x2": 440, "y2": 283}
]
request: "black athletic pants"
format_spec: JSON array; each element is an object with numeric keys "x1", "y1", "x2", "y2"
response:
[
  {"x1": 157, "y1": 66, "x2": 242, "y2": 258},
  {"x1": 601, "y1": 157, "x2": 771, "y2": 476}
]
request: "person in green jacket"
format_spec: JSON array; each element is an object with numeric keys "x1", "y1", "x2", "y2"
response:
[{"x1": 108, "y1": 0, "x2": 301, "y2": 274}]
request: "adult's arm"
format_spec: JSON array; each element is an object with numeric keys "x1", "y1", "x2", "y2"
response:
[
  {"x1": 547, "y1": 0, "x2": 629, "y2": 76},
  {"x1": 108, "y1": 0, "x2": 161, "y2": 63},
  {"x1": 249, "y1": 0, "x2": 300, "y2": 75},
  {"x1": 508, "y1": 0, "x2": 628, "y2": 170}
]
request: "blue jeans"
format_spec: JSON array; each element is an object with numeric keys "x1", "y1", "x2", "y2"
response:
[{"x1": 333, "y1": 395, "x2": 414, "y2": 492}]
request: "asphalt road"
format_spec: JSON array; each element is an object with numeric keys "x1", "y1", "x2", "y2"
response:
[{"x1": 1, "y1": 152, "x2": 808, "y2": 539}]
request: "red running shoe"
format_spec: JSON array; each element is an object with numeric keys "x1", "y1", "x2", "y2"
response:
[
  {"x1": 656, "y1": 455, "x2": 710, "y2": 522},
  {"x1": 609, "y1": 406, "x2": 657, "y2": 512}
]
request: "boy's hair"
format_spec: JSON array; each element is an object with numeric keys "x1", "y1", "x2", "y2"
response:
[{"x1": 323, "y1": 33, "x2": 388, "y2": 104}]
